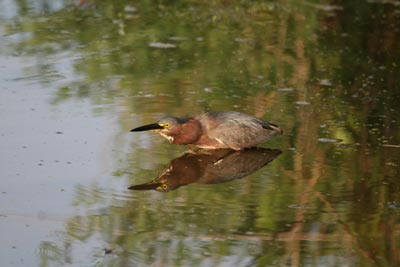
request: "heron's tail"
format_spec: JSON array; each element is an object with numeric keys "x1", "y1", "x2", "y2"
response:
[{"x1": 263, "y1": 122, "x2": 284, "y2": 134}]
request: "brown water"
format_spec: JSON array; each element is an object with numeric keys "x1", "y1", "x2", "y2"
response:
[{"x1": 1, "y1": 1, "x2": 400, "y2": 267}]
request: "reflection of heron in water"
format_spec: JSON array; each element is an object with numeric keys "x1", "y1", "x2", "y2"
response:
[{"x1": 129, "y1": 148, "x2": 282, "y2": 192}]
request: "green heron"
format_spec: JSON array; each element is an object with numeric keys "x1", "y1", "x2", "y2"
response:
[
  {"x1": 130, "y1": 111, "x2": 283, "y2": 150},
  {"x1": 129, "y1": 148, "x2": 282, "y2": 192}
]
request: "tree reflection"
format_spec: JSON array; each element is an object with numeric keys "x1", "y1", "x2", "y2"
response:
[{"x1": 2, "y1": 0, "x2": 400, "y2": 266}]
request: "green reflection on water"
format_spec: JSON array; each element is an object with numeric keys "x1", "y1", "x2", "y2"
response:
[{"x1": 2, "y1": 0, "x2": 400, "y2": 266}]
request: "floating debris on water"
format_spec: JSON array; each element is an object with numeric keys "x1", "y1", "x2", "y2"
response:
[
  {"x1": 336, "y1": 143, "x2": 360, "y2": 148},
  {"x1": 234, "y1": 38, "x2": 253, "y2": 43},
  {"x1": 382, "y1": 144, "x2": 400, "y2": 148},
  {"x1": 306, "y1": 3, "x2": 343, "y2": 12},
  {"x1": 319, "y1": 79, "x2": 332, "y2": 86},
  {"x1": 124, "y1": 5, "x2": 137, "y2": 13},
  {"x1": 277, "y1": 87, "x2": 295, "y2": 92},
  {"x1": 288, "y1": 204, "x2": 316, "y2": 209},
  {"x1": 295, "y1": 101, "x2": 310, "y2": 105},
  {"x1": 318, "y1": 137, "x2": 342, "y2": 143},
  {"x1": 168, "y1": 36, "x2": 187, "y2": 42},
  {"x1": 149, "y1": 42, "x2": 177, "y2": 49},
  {"x1": 388, "y1": 202, "x2": 400, "y2": 210}
]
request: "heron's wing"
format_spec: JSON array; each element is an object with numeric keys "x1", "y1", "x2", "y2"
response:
[{"x1": 207, "y1": 117, "x2": 275, "y2": 150}]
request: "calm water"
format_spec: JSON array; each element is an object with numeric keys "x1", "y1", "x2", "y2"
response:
[{"x1": 1, "y1": 1, "x2": 400, "y2": 267}]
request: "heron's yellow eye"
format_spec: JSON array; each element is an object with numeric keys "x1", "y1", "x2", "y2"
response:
[
  {"x1": 160, "y1": 122, "x2": 170, "y2": 128},
  {"x1": 157, "y1": 183, "x2": 168, "y2": 191}
]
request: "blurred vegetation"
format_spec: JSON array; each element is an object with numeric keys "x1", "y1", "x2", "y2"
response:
[{"x1": 2, "y1": 0, "x2": 400, "y2": 266}]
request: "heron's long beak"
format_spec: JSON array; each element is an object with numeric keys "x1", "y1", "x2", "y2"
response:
[
  {"x1": 128, "y1": 182, "x2": 162, "y2": 190},
  {"x1": 128, "y1": 182, "x2": 163, "y2": 190},
  {"x1": 130, "y1": 123, "x2": 164, "y2": 132}
]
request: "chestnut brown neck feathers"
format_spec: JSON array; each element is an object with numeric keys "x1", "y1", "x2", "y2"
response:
[{"x1": 166, "y1": 119, "x2": 202, "y2": 145}]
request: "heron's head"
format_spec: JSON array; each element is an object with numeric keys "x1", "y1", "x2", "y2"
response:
[
  {"x1": 130, "y1": 117, "x2": 189, "y2": 138},
  {"x1": 128, "y1": 181, "x2": 171, "y2": 192}
]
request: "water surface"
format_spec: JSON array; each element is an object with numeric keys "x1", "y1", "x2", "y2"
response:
[{"x1": 0, "y1": 1, "x2": 399, "y2": 267}]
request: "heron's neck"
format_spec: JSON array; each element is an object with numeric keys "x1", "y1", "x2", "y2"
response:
[{"x1": 172, "y1": 119, "x2": 202, "y2": 145}]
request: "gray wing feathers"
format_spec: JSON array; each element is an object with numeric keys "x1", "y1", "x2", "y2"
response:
[{"x1": 207, "y1": 116, "x2": 276, "y2": 150}]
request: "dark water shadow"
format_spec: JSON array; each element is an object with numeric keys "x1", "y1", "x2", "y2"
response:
[{"x1": 129, "y1": 148, "x2": 282, "y2": 192}]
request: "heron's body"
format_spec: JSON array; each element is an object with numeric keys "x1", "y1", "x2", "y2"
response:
[{"x1": 131, "y1": 111, "x2": 283, "y2": 151}]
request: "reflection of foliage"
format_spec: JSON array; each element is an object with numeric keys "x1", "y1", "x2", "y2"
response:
[
  {"x1": 3, "y1": 0, "x2": 306, "y2": 114},
  {"x1": 3, "y1": 0, "x2": 400, "y2": 266},
  {"x1": 38, "y1": 241, "x2": 63, "y2": 267}
]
